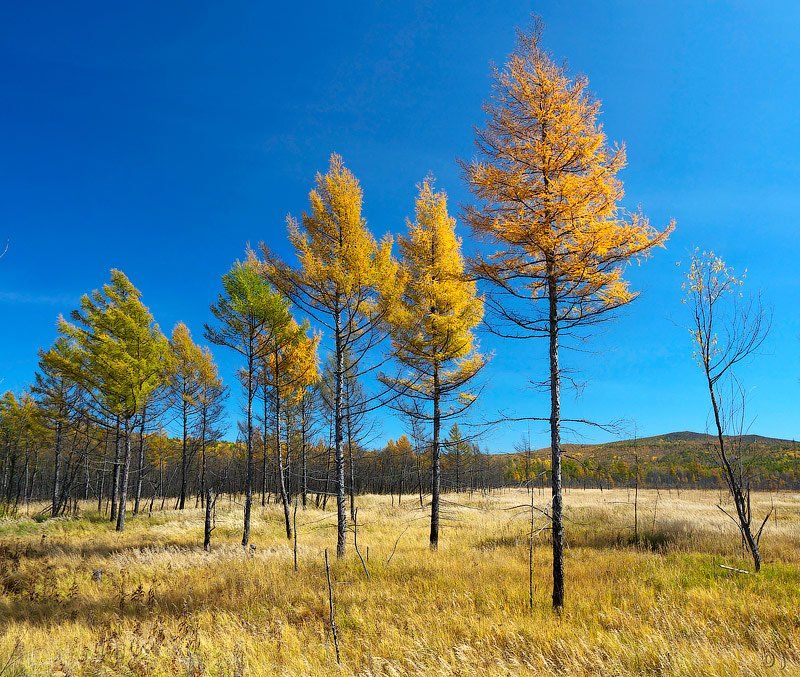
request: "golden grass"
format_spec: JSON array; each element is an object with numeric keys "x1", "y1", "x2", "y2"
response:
[{"x1": 1, "y1": 489, "x2": 798, "y2": 675}]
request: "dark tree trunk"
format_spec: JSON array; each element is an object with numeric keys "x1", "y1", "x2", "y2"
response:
[
  {"x1": 199, "y1": 410, "x2": 207, "y2": 509},
  {"x1": 242, "y1": 343, "x2": 255, "y2": 547},
  {"x1": 51, "y1": 421, "x2": 62, "y2": 517},
  {"x1": 116, "y1": 418, "x2": 132, "y2": 531},
  {"x1": 708, "y1": 379, "x2": 762, "y2": 571},
  {"x1": 548, "y1": 273, "x2": 565, "y2": 610},
  {"x1": 179, "y1": 399, "x2": 188, "y2": 510},
  {"x1": 204, "y1": 488, "x2": 214, "y2": 552},
  {"x1": 110, "y1": 418, "x2": 120, "y2": 522},
  {"x1": 429, "y1": 365, "x2": 441, "y2": 550},
  {"x1": 334, "y1": 312, "x2": 347, "y2": 557},
  {"x1": 301, "y1": 403, "x2": 308, "y2": 509},
  {"x1": 275, "y1": 349, "x2": 292, "y2": 539},
  {"x1": 262, "y1": 380, "x2": 269, "y2": 507},
  {"x1": 134, "y1": 407, "x2": 146, "y2": 515}
]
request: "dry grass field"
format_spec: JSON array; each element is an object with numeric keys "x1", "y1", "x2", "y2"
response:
[{"x1": 1, "y1": 488, "x2": 799, "y2": 675}]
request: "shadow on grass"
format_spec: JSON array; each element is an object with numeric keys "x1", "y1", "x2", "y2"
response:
[
  {"x1": 474, "y1": 519, "x2": 697, "y2": 555},
  {"x1": 0, "y1": 540, "x2": 323, "y2": 630}
]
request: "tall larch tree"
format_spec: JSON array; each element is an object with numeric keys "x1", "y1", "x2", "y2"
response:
[
  {"x1": 205, "y1": 257, "x2": 286, "y2": 546},
  {"x1": 263, "y1": 154, "x2": 401, "y2": 557},
  {"x1": 382, "y1": 178, "x2": 486, "y2": 549},
  {"x1": 47, "y1": 270, "x2": 168, "y2": 531},
  {"x1": 258, "y1": 298, "x2": 319, "y2": 539},
  {"x1": 33, "y1": 337, "x2": 79, "y2": 517},
  {"x1": 195, "y1": 348, "x2": 227, "y2": 508},
  {"x1": 168, "y1": 322, "x2": 209, "y2": 510},
  {"x1": 464, "y1": 23, "x2": 673, "y2": 608}
]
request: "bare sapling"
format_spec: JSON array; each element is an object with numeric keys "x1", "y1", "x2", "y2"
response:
[
  {"x1": 684, "y1": 250, "x2": 771, "y2": 571},
  {"x1": 204, "y1": 488, "x2": 216, "y2": 552}
]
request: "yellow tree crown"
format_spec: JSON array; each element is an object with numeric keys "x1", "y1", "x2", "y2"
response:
[
  {"x1": 465, "y1": 23, "x2": 674, "y2": 324},
  {"x1": 384, "y1": 179, "x2": 487, "y2": 412},
  {"x1": 275, "y1": 154, "x2": 403, "y2": 324}
]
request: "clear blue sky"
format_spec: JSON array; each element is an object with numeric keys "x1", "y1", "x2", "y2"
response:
[{"x1": 1, "y1": 1, "x2": 799, "y2": 450}]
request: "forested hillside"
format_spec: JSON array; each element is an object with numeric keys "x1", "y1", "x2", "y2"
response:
[{"x1": 504, "y1": 432, "x2": 800, "y2": 490}]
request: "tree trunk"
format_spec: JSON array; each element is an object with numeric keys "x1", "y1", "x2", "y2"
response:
[
  {"x1": 707, "y1": 378, "x2": 762, "y2": 571},
  {"x1": 97, "y1": 460, "x2": 105, "y2": 513},
  {"x1": 417, "y1": 456, "x2": 424, "y2": 508},
  {"x1": 179, "y1": 399, "x2": 188, "y2": 510},
  {"x1": 116, "y1": 418, "x2": 132, "y2": 531},
  {"x1": 275, "y1": 349, "x2": 292, "y2": 539},
  {"x1": 242, "y1": 342, "x2": 255, "y2": 546},
  {"x1": 199, "y1": 410, "x2": 207, "y2": 509},
  {"x1": 548, "y1": 273, "x2": 565, "y2": 610},
  {"x1": 262, "y1": 380, "x2": 269, "y2": 507},
  {"x1": 429, "y1": 365, "x2": 441, "y2": 550},
  {"x1": 334, "y1": 312, "x2": 347, "y2": 557},
  {"x1": 51, "y1": 420, "x2": 62, "y2": 517},
  {"x1": 455, "y1": 446, "x2": 460, "y2": 494},
  {"x1": 204, "y1": 488, "x2": 214, "y2": 552},
  {"x1": 134, "y1": 408, "x2": 146, "y2": 515},
  {"x1": 110, "y1": 418, "x2": 120, "y2": 522},
  {"x1": 301, "y1": 396, "x2": 308, "y2": 509}
]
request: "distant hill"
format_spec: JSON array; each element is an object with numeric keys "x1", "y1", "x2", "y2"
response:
[
  {"x1": 632, "y1": 431, "x2": 797, "y2": 446},
  {"x1": 515, "y1": 431, "x2": 798, "y2": 459},
  {"x1": 501, "y1": 431, "x2": 800, "y2": 489}
]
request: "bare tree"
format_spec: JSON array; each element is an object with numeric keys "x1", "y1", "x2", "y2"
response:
[{"x1": 684, "y1": 250, "x2": 771, "y2": 571}]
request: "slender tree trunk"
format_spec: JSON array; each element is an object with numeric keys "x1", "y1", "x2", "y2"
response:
[
  {"x1": 334, "y1": 312, "x2": 347, "y2": 557},
  {"x1": 301, "y1": 400, "x2": 308, "y2": 509},
  {"x1": 455, "y1": 446, "x2": 460, "y2": 494},
  {"x1": 204, "y1": 488, "x2": 214, "y2": 552},
  {"x1": 548, "y1": 273, "x2": 565, "y2": 610},
  {"x1": 429, "y1": 365, "x2": 441, "y2": 550},
  {"x1": 633, "y1": 448, "x2": 639, "y2": 544},
  {"x1": 116, "y1": 418, "x2": 132, "y2": 531},
  {"x1": 134, "y1": 407, "x2": 146, "y2": 515},
  {"x1": 110, "y1": 418, "x2": 120, "y2": 522},
  {"x1": 242, "y1": 342, "x2": 255, "y2": 547},
  {"x1": 159, "y1": 460, "x2": 166, "y2": 511},
  {"x1": 707, "y1": 378, "x2": 762, "y2": 571},
  {"x1": 199, "y1": 410, "x2": 207, "y2": 509},
  {"x1": 179, "y1": 399, "x2": 188, "y2": 510},
  {"x1": 275, "y1": 349, "x2": 292, "y2": 539},
  {"x1": 417, "y1": 456, "x2": 424, "y2": 508},
  {"x1": 262, "y1": 379, "x2": 268, "y2": 507},
  {"x1": 51, "y1": 421, "x2": 62, "y2": 517},
  {"x1": 97, "y1": 460, "x2": 105, "y2": 513},
  {"x1": 84, "y1": 452, "x2": 90, "y2": 501}
]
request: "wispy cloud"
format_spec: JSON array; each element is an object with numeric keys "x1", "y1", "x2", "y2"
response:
[{"x1": 0, "y1": 291, "x2": 76, "y2": 306}]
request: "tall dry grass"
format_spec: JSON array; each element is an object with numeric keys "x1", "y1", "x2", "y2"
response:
[{"x1": 1, "y1": 489, "x2": 798, "y2": 675}]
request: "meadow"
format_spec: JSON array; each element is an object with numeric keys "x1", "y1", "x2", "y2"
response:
[{"x1": 0, "y1": 488, "x2": 798, "y2": 676}]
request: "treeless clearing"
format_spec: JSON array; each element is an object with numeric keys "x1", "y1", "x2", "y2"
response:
[{"x1": 1, "y1": 489, "x2": 798, "y2": 675}]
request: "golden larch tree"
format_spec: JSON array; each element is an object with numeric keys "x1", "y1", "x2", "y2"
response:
[
  {"x1": 464, "y1": 23, "x2": 673, "y2": 608},
  {"x1": 382, "y1": 178, "x2": 486, "y2": 549},
  {"x1": 259, "y1": 312, "x2": 319, "y2": 539},
  {"x1": 263, "y1": 154, "x2": 402, "y2": 557},
  {"x1": 47, "y1": 270, "x2": 169, "y2": 532},
  {"x1": 168, "y1": 322, "x2": 207, "y2": 511}
]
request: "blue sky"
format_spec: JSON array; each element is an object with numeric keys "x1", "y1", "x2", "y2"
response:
[{"x1": 1, "y1": 1, "x2": 799, "y2": 450}]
